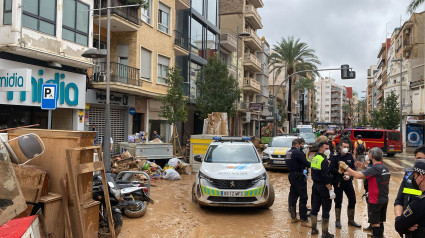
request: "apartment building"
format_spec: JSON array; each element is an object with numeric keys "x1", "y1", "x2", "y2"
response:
[
  {"x1": 0, "y1": 0, "x2": 93, "y2": 131},
  {"x1": 314, "y1": 77, "x2": 346, "y2": 125},
  {"x1": 366, "y1": 65, "x2": 377, "y2": 115},
  {"x1": 220, "y1": 0, "x2": 264, "y2": 136}
]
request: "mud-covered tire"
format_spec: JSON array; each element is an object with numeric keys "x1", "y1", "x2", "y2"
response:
[
  {"x1": 263, "y1": 185, "x2": 275, "y2": 208},
  {"x1": 192, "y1": 182, "x2": 198, "y2": 203},
  {"x1": 123, "y1": 201, "x2": 147, "y2": 218}
]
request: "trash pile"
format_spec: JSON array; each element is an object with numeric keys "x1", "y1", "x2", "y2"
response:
[{"x1": 111, "y1": 150, "x2": 192, "y2": 181}]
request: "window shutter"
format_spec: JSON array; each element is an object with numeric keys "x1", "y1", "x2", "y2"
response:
[{"x1": 141, "y1": 48, "x2": 151, "y2": 80}]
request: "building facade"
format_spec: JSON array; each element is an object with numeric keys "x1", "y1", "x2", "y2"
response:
[{"x1": 314, "y1": 77, "x2": 346, "y2": 126}]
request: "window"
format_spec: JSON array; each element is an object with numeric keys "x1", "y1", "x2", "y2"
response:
[
  {"x1": 325, "y1": 92, "x2": 330, "y2": 95},
  {"x1": 62, "y1": 0, "x2": 89, "y2": 46},
  {"x1": 22, "y1": 0, "x2": 56, "y2": 35},
  {"x1": 190, "y1": 18, "x2": 203, "y2": 56},
  {"x1": 158, "y1": 2, "x2": 170, "y2": 34},
  {"x1": 141, "y1": 47, "x2": 152, "y2": 81},
  {"x1": 326, "y1": 86, "x2": 330, "y2": 88},
  {"x1": 3, "y1": 0, "x2": 12, "y2": 25},
  {"x1": 192, "y1": 0, "x2": 203, "y2": 14},
  {"x1": 325, "y1": 99, "x2": 330, "y2": 101},
  {"x1": 207, "y1": 0, "x2": 217, "y2": 26},
  {"x1": 141, "y1": 0, "x2": 152, "y2": 24},
  {"x1": 353, "y1": 130, "x2": 384, "y2": 139},
  {"x1": 157, "y1": 55, "x2": 170, "y2": 84}
]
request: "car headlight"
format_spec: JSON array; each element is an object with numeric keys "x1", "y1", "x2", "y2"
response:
[
  {"x1": 198, "y1": 171, "x2": 213, "y2": 183},
  {"x1": 252, "y1": 173, "x2": 267, "y2": 184}
]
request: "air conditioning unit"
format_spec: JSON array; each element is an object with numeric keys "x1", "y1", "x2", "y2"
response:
[
  {"x1": 405, "y1": 29, "x2": 410, "y2": 35},
  {"x1": 242, "y1": 112, "x2": 251, "y2": 123}
]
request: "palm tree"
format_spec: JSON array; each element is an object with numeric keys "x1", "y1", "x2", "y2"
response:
[
  {"x1": 408, "y1": 0, "x2": 424, "y2": 13},
  {"x1": 342, "y1": 103, "x2": 352, "y2": 128},
  {"x1": 270, "y1": 36, "x2": 320, "y2": 129},
  {"x1": 294, "y1": 77, "x2": 316, "y2": 124}
]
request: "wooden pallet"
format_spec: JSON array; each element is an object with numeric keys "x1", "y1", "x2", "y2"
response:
[{"x1": 66, "y1": 146, "x2": 115, "y2": 238}]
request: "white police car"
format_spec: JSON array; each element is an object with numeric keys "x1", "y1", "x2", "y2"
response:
[
  {"x1": 262, "y1": 135, "x2": 299, "y2": 169},
  {"x1": 192, "y1": 136, "x2": 275, "y2": 208}
]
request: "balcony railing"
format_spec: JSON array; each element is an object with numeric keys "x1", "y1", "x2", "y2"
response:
[
  {"x1": 93, "y1": 62, "x2": 141, "y2": 86},
  {"x1": 244, "y1": 53, "x2": 261, "y2": 69},
  {"x1": 174, "y1": 30, "x2": 189, "y2": 51},
  {"x1": 243, "y1": 77, "x2": 261, "y2": 92},
  {"x1": 220, "y1": 33, "x2": 237, "y2": 52},
  {"x1": 244, "y1": 28, "x2": 262, "y2": 48},
  {"x1": 331, "y1": 99, "x2": 340, "y2": 104},
  {"x1": 244, "y1": 5, "x2": 262, "y2": 28},
  {"x1": 95, "y1": 0, "x2": 141, "y2": 26}
]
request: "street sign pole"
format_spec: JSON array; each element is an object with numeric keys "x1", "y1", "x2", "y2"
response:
[
  {"x1": 48, "y1": 110, "x2": 52, "y2": 129},
  {"x1": 41, "y1": 83, "x2": 58, "y2": 130}
]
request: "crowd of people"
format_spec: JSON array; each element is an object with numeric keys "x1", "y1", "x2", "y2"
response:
[{"x1": 285, "y1": 135, "x2": 425, "y2": 238}]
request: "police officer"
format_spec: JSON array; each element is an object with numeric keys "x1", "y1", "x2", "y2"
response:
[
  {"x1": 310, "y1": 141, "x2": 335, "y2": 238},
  {"x1": 395, "y1": 159, "x2": 425, "y2": 238},
  {"x1": 286, "y1": 139, "x2": 311, "y2": 226},
  {"x1": 394, "y1": 145, "x2": 425, "y2": 237},
  {"x1": 329, "y1": 141, "x2": 361, "y2": 229}
]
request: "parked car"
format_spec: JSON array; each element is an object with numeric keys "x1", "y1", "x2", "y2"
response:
[
  {"x1": 300, "y1": 132, "x2": 317, "y2": 157},
  {"x1": 333, "y1": 129, "x2": 402, "y2": 156},
  {"x1": 192, "y1": 136, "x2": 275, "y2": 208},
  {"x1": 262, "y1": 135, "x2": 299, "y2": 169}
]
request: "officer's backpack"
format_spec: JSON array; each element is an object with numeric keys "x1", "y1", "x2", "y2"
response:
[{"x1": 356, "y1": 141, "x2": 365, "y2": 155}]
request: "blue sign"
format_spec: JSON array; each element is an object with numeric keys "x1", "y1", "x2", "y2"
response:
[
  {"x1": 129, "y1": 107, "x2": 136, "y2": 115},
  {"x1": 41, "y1": 83, "x2": 58, "y2": 110},
  {"x1": 407, "y1": 124, "x2": 424, "y2": 147}
]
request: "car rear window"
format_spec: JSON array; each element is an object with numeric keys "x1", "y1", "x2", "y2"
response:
[
  {"x1": 204, "y1": 144, "x2": 259, "y2": 163},
  {"x1": 353, "y1": 130, "x2": 384, "y2": 139},
  {"x1": 270, "y1": 137, "x2": 294, "y2": 147},
  {"x1": 388, "y1": 132, "x2": 401, "y2": 141}
]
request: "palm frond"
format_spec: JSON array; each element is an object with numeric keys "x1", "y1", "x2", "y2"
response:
[{"x1": 408, "y1": 0, "x2": 425, "y2": 14}]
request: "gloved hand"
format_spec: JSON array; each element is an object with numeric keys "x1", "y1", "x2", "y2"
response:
[
  {"x1": 339, "y1": 161, "x2": 349, "y2": 172},
  {"x1": 329, "y1": 190, "x2": 336, "y2": 199},
  {"x1": 303, "y1": 169, "x2": 308, "y2": 179}
]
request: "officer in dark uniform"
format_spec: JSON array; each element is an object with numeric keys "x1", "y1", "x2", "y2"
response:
[
  {"x1": 329, "y1": 141, "x2": 361, "y2": 229},
  {"x1": 395, "y1": 159, "x2": 425, "y2": 238},
  {"x1": 310, "y1": 141, "x2": 335, "y2": 238},
  {"x1": 394, "y1": 145, "x2": 425, "y2": 237},
  {"x1": 286, "y1": 139, "x2": 311, "y2": 225}
]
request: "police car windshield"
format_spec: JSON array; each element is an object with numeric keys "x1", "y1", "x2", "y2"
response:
[
  {"x1": 204, "y1": 144, "x2": 259, "y2": 163},
  {"x1": 269, "y1": 137, "x2": 294, "y2": 147},
  {"x1": 298, "y1": 128, "x2": 313, "y2": 133}
]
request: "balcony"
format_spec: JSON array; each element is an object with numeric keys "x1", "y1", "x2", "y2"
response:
[
  {"x1": 243, "y1": 29, "x2": 262, "y2": 51},
  {"x1": 243, "y1": 53, "x2": 262, "y2": 72},
  {"x1": 243, "y1": 78, "x2": 261, "y2": 94},
  {"x1": 239, "y1": 101, "x2": 248, "y2": 111},
  {"x1": 332, "y1": 107, "x2": 341, "y2": 111},
  {"x1": 403, "y1": 39, "x2": 413, "y2": 53},
  {"x1": 92, "y1": 62, "x2": 142, "y2": 93},
  {"x1": 251, "y1": 0, "x2": 264, "y2": 8},
  {"x1": 331, "y1": 93, "x2": 341, "y2": 99},
  {"x1": 176, "y1": 0, "x2": 190, "y2": 9},
  {"x1": 94, "y1": 0, "x2": 141, "y2": 32},
  {"x1": 228, "y1": 64, "x2": 237, "y2": 79},
  {"x1": 331, "y1": 99, "x2": 340, "y2": 104},
  {"x1": 331, "y1": 113, "x2": 340, "y2": 117},
  {"x1": 244, "y1": 5, "x2": 263, "y2": 29},
  {"x1": 174, "y1": 30, "x2": 189, "y2": 55},
  {"x1": 220, "y1": 33, "x2": 237, "y2": 52}
]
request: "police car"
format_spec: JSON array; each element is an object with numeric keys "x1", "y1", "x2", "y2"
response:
[
  {"x1": 192, "y1": 136, "x2": 275, "y2": 208},
  {"x1": 262, "y1": 135, "x2": 299, "y2": 169}
]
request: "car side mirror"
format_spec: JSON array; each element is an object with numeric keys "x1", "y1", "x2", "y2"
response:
[{"x1": 194, "y1": 155, "x2": 202, "y2": 162}]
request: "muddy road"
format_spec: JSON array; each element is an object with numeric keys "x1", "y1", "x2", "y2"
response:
[{"x1": 119, "y1": 154, "x2": 414, "y2": 238}]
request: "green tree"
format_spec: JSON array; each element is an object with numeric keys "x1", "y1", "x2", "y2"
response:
[
  {"x1": 342, "y1": 103, "x2": 352, "y2": 127},
  {"x1": 370, "y1": 110, "x2": 382, "y2": 128},
  {"x1": 270, "y1": 36, "x2": 320, "y2": 128},
  {"x1": 381, "y1": 92, "x2": 400, "y2": 130},
  {"x1": 159, "y1": 68, "x2": 188, "y2": 124},
  {"x1": 293, "y1": 77, "x2": 316, "y2": 93},
  {"x1": 408, "y1": 0, "x2": 424, "y2": 13},
  {"x1": 195, "y1": 55, "x2": 242, "y2": 119}
]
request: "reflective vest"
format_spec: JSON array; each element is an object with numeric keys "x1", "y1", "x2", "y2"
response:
[
  {"x1": 403, "y1": 171, "x2": 422, "y2": 209},
  {"x1": 311, "y1": 154, "x2": 325, "y2": 171}
]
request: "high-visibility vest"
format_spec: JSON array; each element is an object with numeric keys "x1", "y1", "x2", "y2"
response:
[{"x1": 311, "y1": 154, "x2": 325, "y2": 170}]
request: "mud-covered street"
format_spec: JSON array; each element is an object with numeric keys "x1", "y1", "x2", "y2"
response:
[{"x1": 119, "y1": 153, "x2": 415, "y2": 238}]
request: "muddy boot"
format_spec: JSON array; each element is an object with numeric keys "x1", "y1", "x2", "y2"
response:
[
  {"x1": 367, "y1": 227, "x2": 383, "y2": 238},
  {"x1": 311, "y1": 215, "x2": 319, "y2": 235},
  {"x1": 321, "y1": 219, "x2": 334, "y2": 238},
  {"x1": 290, "y1": 207, "x2": 299, "y2": 223},
  {"x1": 335, "y1": 208, "x2": 341, "y2": 229},
  {"x1": 347, "y1": 209, "x2": 361, "y2": 228},
  {"x1": 300, "y1": 218, "x2": 311, "y2": 228},
  {"x1": 364, "y1": 224, "x2": 372, "y2": 232}
]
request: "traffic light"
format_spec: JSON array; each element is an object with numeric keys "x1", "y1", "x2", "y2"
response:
[{"x1": 341, "y1": 64, "x2": 356, "y2": 79}]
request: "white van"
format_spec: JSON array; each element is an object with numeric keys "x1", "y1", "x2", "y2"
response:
[{"x1": 296, "y1": 125, "x2": 313, "y2": 134}]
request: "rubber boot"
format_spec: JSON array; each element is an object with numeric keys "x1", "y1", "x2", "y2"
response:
[
  {"x1": 311, "y1": 215, "x2": 319, "y2": 235},
  {"x1": 335, "y1": 208, "x2": 341, "y2": 229},
  {"x1": 369, "y1": 227, "x2": 383, "y2": 238},
  {"x1": 321, "y1": 219, "x2": 334, "y2": 238},
  {"x1": 347, "y1": 209, "x2": 361, "y2": 228},
  {"x1": 290, "y1": 207, "x2": 299, "y2": 223}
]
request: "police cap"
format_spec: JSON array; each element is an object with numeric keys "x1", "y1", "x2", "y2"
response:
[{"x1": 413, "y1": 160, "x2": 425, "y2": 174}]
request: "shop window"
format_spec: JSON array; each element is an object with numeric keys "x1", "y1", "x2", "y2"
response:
[
  {"x1": 62, "y1": 0, "x2": 89, "y2": 46},
  {"x1": 158, "y1": 2, "x2": 170, "y2": 34},
  {"x1": 3, "y1": 0, "x2": 12, "y2": 25},
  {"x1": 22, "y1": 0, "x2": 56, "y2": 36}
]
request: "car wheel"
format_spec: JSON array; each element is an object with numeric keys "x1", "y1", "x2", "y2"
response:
[
  {"x1": 263, "y1": 184, "x2": 275, "y2": 208},
  {"x1": 386, "y1": 153, "x2": 395, "y2": 157},
  {"x1": 192, "y1": 182, "x2": 198, "y2": 203}
]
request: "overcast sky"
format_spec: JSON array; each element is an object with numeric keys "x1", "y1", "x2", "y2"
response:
[{"x1": 258, "y1": 0, "x2": 418, "y2": 98}]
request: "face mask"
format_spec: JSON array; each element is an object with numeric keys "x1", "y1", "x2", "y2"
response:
[
  {"x1": 298, "y1": 147, "x2": 302, "y2": 151},
  {"x1": 342, "y1": 148, "x2": 349, "y2": 154},
  {"x1": 365, "y1": 155, "x2": 370, "y2": 161},
  {"x1": 412, "y1": 175, "x2": 420, "y2": 190},
  {"x1": 324, "y1": 149, "x2": 331, "y2": 156},
  {"x1": 304, "y1": 144, "x2": 309, "y2": 149}
]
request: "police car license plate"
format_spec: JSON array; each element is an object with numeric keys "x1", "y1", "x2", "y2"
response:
[
  {"x1": 222, "y1": 191, "x2": 244, "y2": 197},
  {"x1": 273, "y1": 160, "x2": 285, "y2": 164}
]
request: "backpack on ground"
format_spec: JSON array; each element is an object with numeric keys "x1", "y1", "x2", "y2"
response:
[{"x1": 356, "y1": 141, "x2": 365, "y2": 155}]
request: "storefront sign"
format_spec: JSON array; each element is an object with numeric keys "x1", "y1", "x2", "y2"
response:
[
  {"x1": 0, "y1": 69, "x2": 31, "y2": 92},
  {"x1": 0, "y1": 59, "x2": 86, "y2": 109},
  {"x1": 249, "y1": 103, "x2": 263, "y2": 111},
  {"x1": 407, "y1": 124, "x2": 424, "y2": 147},
  {"x1": 85, "y1": 89, "x2": 135, "y2": 107}
]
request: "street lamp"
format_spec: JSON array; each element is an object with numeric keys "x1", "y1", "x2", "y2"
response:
[
  {"x1": 234, "y1": 27, "x2": 250, "y2": 136},
  {"x1": 392, "y1": 57, "x2": 403, "y2": 148}
]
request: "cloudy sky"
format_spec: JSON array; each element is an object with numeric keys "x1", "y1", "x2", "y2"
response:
[{"x1": 258, "y1": 0, "x2": 418, "y2": 97}]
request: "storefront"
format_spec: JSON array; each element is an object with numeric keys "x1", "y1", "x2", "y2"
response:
[
  {"x1": 0, "y1": 59, "x2": 86, "y2": 130},
  {"x1": 135, "y1": 98, "x2": 171, "y2": 142},
  {"x1": 407, "y1": 116, "x2": 425, "y2": 147},
  {"x1": 85, "y1": 89, "x2": 135, "y2": 153}
]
